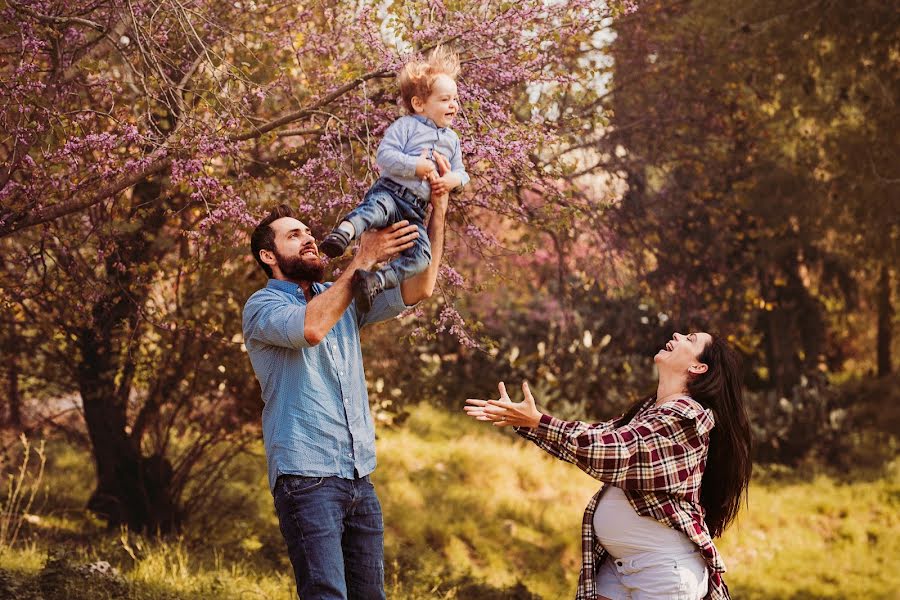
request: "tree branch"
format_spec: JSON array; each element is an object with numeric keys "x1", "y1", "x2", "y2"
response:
[
  {"x1": 0, "y1": 156, "x2": 172, "y2": 237},
  {"x1": 229, "y1": 68, "x2": 393, "y2": 141}
]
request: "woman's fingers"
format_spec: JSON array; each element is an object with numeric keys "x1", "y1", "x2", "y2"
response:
[
  {"x1": 464, "y1": 408, "x2": 502, "y2": 422},
  {"x1": 465, "y1": 382, "x2": 530, "y2": 428},
  {"x1": 522, "y1": 381, "x2": 535, "y2": 407}
]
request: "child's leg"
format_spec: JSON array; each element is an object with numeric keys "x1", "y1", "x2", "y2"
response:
[
  {"x1": 349, "y1": 198, "x2": 427, "y2": 311},
  {"x1": 374, "y1": 218, "x2": 430, "y2": 289},
  {"x1": 322, "y1": 186, "x2": 401, "y2": 258},
  {"x1": 343, "y1": 187, "x2": 401, "y2": 240}
]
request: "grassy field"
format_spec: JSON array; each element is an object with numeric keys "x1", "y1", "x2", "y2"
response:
[{"x1": 1, "y1": 404, "x2": 898, "y2": 599}]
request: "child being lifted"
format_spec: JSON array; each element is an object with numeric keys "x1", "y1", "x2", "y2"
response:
[{"x1": 320, "y1": 46, "x2": 469, "y2": 311}]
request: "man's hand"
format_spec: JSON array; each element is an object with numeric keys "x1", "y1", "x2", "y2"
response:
[
  {"x1": 415, "y1": 148, "x2": 437, "y2": 180},
  {"x1": 352, "y1": 220, "x2": 419, "y2": 271},
  {"x1": 428, "y1": 173, "x2": 462, "y2": 197}
]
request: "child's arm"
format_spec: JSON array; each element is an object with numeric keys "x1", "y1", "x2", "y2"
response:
[{"x1": 377, "y1": 119, "x2": 436, "y2": 180}]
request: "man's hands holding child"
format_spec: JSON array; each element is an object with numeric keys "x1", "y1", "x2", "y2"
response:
[
  {"x1": 354, "y1": 221, "x2": 419, "y2": 271},
  {"x1": 416, "y1": 150, "x2": 456, "y2": 198}
]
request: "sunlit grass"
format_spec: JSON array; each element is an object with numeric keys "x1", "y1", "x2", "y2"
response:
[{"x1": 0, "y1": 404, "x2": 897, "y2": 598}]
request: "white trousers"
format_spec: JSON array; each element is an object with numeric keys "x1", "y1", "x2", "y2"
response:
[{"x1": 595, "y1": 550, "x2": 709, "y2": 600}]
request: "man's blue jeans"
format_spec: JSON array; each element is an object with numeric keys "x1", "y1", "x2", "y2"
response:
[
  {"x1": 273, "y1": 475, "x2": 386, "y2": 600},
  {"x1": 344, "y1": 178, "x2": 430, "y2": 290}
]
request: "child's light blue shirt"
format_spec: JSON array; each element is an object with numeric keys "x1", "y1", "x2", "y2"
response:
[{"x1": 376, "y1": 114, "x2": 469, "y2": 201}]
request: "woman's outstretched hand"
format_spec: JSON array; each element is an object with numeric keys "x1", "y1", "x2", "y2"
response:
[{"x1": 464, "y1": 381, "x2": 543, "y2": 429}]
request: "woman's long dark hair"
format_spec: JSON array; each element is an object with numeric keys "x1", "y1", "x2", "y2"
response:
[
  {"x1": 620, "y1": 335, "x2": 752, "y2": 537},
  {"x1": 688, "y1": 335, "x2": 752, "y2": 537}
]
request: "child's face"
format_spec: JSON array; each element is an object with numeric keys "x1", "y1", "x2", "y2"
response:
[{"x1": 414, "y1": 74, "x2": 459, "y2": 128}]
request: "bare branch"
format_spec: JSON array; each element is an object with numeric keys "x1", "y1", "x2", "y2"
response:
[{"x1": 229, "y1": 68, "x2": 394, "y2": 142}]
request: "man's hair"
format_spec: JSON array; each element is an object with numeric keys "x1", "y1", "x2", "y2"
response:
[
  {"x1": 250, "y1": 204, "x2": 294, "y2": 278},
  {"x1": 398, "y1": 45, "x2": 460, "y2": 113}
]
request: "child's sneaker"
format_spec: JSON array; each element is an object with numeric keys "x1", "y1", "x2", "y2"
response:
[
  {"x1": 352, "y1": 269, "x2": 385, "y2": 312},
  {"x1": 320, "y1": 229, "x2": 352, "y2": 258}
]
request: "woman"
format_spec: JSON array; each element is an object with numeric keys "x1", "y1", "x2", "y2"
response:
[{"x1": 464, "y1": 332, "x2": 752, "y2": 600}]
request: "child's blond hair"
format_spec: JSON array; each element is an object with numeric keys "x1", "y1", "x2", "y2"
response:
[{"x1": 398, "y1": 45, "x2": 460, "y2": 114}]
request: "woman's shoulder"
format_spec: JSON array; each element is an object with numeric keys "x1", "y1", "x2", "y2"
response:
[{"x1": 654, "y1": 396, "x2": 715, "y2": 433}]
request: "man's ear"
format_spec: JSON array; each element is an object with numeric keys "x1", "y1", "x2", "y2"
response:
[
  {"x1": 688, "y1": 363, "x2": 709, "y2": 376},
  {"x1": 259, "y1": 248, "x2": 277, "y2": 267}
]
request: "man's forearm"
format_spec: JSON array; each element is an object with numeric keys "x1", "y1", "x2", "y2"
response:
[
  {"x1": 401, "y1": 203, "x2": 446, "y2": 304},
  {"x1": 303, "y1": 254, "x2": 374, "y2": 344}
]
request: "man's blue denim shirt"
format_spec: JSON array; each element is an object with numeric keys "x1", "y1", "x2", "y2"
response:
[
  {"x1": 376, "y1": 114, "x2": 469, "y2": 201},
  {"x1": 242, "y1": 278, "x2": 411, "y2": 493}
]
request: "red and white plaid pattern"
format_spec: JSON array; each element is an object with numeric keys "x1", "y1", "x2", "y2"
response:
[{"x1": 517, "y1": 396, "x2": 731, "y2": 600}]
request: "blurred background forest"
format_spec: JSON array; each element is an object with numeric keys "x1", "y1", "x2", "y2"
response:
[{"x1": 1, "y1": 0, "x2": 898, "y2": 598}]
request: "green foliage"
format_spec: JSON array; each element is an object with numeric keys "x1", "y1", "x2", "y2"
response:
[
  {"x1": 720, "y1": 461, "x2": 900, "y2": 599},
  {"x1": 1, "y1": 406, "x2": 898, "y2": 599},
  {"x1": 601, "y1": 0, "x2": 899, "y2": 395},
  {"x1": 0, "y1": 436, "x2": 46, "y2": 552}
]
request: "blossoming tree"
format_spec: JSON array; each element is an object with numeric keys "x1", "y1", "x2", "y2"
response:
[{"x1": 1, "y1": 0, "x2": 632, "y2": 529}]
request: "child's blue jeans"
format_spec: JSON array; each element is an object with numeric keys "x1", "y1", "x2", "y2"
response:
[{"x1": 343, "y1": 177, "x2": 430, "y2": 289}]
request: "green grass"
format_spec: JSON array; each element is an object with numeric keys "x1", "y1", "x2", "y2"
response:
[{"x1": 1, "y1": 404, "x2": 898, "y2": 599}]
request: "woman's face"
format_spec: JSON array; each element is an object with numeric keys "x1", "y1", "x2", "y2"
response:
[{"x1": 654, "y1": 331, "x2": 712, "y2": 376}]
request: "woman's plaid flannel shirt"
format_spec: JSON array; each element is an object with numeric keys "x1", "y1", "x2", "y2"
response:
[{"x1": 516, "y1": 396, "x2": 731, "y2": 600}]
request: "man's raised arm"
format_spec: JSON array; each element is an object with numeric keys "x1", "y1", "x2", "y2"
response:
[
  {"x1": 304, "y1": 222, "x2": 418, "y2": 344},
  {"x1": 400, "y1": 152, "x2": 452, "y2": 304}
]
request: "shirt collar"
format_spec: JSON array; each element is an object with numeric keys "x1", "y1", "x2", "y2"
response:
[
  {"x1": 266, "y1": 278, "x2": 322, "y2": 299},
  {"x1": 411, "y1": 114, "x2": 443, "y2": 131}
]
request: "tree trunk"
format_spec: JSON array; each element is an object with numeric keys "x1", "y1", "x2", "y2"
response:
[
  {"x1": 76, "y1": 303, "x2": 178, "y2": 533},
  {"x1": 75, "y1": 178, "x2": 179, "y2": 533},
  {"x1": 877, "y1": 264, "x2": 893, "y2": 377}
]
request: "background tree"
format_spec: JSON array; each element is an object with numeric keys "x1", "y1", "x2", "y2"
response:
[{"x1": 0, "y1": 0, "x2": 635, "y2": 530}]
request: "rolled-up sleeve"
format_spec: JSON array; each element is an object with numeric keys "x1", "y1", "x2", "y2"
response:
[
  {"x1": 243, "y1": 293, "x2": 311, "y2": 349},
  {"x1": 377, "y1": 119, "x2": 418, "y2": 179},
  {"x1": 357, "y1": 286, "x2": 413, "y2": 328}
]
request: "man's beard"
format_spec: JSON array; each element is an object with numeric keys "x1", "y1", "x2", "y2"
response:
[{"x1": 275, "y1": 249, "x2": 325, "y2": 283}]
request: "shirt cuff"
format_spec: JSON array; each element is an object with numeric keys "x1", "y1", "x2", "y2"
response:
[{"x1": 513, "y1": 413, "x2": 553, "y2": 441}]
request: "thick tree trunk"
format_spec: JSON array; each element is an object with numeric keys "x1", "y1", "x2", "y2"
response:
[
  {"x1": 877, "y1": 265, "x2": 893, "y2": 377},
  {"x1": 77, "y1": 305, "x2": 178, "y2": 533},
  {"x1": 75, "y1": 178, "x2": 179, "y2": 533}
]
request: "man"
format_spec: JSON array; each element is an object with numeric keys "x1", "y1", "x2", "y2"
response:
[{"x1": 241, "y1": 155, "x2": 450, "y2": 599}]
